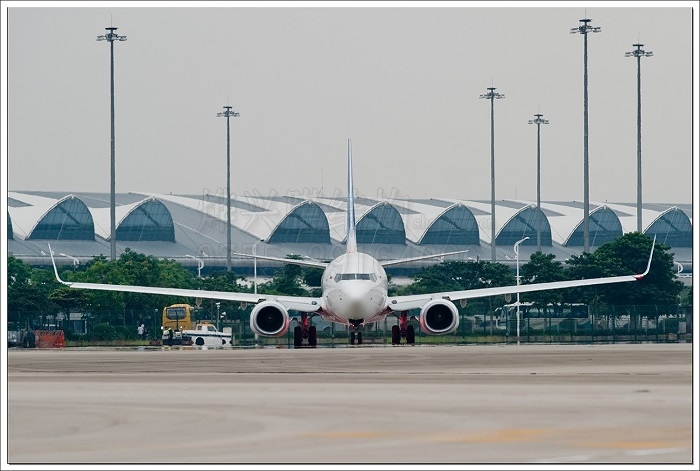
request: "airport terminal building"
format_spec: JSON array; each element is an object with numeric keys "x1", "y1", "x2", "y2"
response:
[{"x1": 7, "y1": 190, "x2": 693, "y2": 281}]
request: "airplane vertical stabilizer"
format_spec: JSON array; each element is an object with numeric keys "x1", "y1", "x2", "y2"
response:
[{"x1": 346, "y1": 139, "x2": 357, "y2": 254}]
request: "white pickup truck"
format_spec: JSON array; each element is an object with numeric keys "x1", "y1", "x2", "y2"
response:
[{"x1": 181, "y1": 323, "x2": 233, "y2": 347}]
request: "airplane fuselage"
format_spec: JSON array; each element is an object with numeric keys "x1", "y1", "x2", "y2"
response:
[{"x1": 320, "y1": 252, "x2": 389, "y2": 325}]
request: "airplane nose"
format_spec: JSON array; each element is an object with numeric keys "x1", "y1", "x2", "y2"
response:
[
  {"x1": 339, "y1": 284, "x2": 383, "y2": 319},
  {"x1": 343, "y1": 283, "x2": 368, "y2": 302}
]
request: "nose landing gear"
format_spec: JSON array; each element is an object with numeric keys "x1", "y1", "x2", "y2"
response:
[
  {"x1": 391, "y1": 311, "x2": 415, "y2": 345},
  {"x1": 349, "y1": 319, "x2": 364, "y2": 345},
  {"x1": 293, "y1": 312, "x2": 317, "y2": 348}
]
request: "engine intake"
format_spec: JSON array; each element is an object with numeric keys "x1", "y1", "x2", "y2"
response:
[
  {"x1": 419, "y1": 299, "x2": 459, "y2": 335},
  {"x1": 250, "y1": 301, "x2": 289, "y2": 337}
]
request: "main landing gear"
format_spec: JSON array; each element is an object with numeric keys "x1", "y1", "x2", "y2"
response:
[
  {"x1": 391, "y1": 311, "x2": 415, "y2": 345},
  {"x1": 293, "y1": 312, "x2": 317, "y2": 349},
  {"x1": 349, "y1": 319, "x2": 363, "y2": 345}
]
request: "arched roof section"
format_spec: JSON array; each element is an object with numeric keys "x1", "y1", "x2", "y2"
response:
[
  {"x1": 564, "y1": 206, "x2": 622, "y2": 247},
  {"x1": 419, "y1": 204, "x2": 480, "y2": 245},
  {"x1": 268, "y1": 201, "x2": 331, "y2": 244},
  {"x1": 27, "y1": 195, "x2": 95, "y2": 240},
  {"x1": 495, "y1": 206, "x2": 552, "y2": 247},
  {"x1": 644, "y1": 207, "x2": 692, "y2": 247},
  {"x1": 356, "y1": 202, "x2": 406, "y2": 245},
  {"x1": 8, "y1": 213, "x2": 13, "y2": 240},
  {"x1": 116, "y1": 198, "x2": 175, "y2": 242}
]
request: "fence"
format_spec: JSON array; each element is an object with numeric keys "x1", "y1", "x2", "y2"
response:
[{"x1": 7, "y1": 304, "x2": 693, "y2": 346}]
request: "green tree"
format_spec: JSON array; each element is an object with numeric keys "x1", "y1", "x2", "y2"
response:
[
  {"x1": 398, "y1": 259, "x2": 515, "y2": 324},
  {"x1": 258, "y1": 255, "x2": 309, "y2": 296},
  {"x1": 592, "y1": 233, "x2": 683, "y2": 307},
  {"x1": 520, "y1": 251, "x2": 566, "y2": 311},
  {"x1": 7, "y1": 256, "x2": 60, "y2": 328},
  {"x1": 64, "y1": 249, "x2": 202, "y2": 326}
]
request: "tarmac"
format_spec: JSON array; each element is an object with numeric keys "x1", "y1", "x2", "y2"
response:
[{"x1": 5, "y1": 343, "x2": 695, "y2": 466}]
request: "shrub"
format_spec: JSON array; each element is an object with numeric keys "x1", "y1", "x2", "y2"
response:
[
  {"x1": 113, "y1": 325, "x2": 134, "y2": 341},
  {"x1": 92, "y1": 323, "x2": 118, "y2": 341}
]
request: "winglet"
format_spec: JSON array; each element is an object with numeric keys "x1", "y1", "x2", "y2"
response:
[
  {"x1": 635, "y1": 235, "x2": 656, "y2": 280},
  {"x1": 48, "y1": 244, "x2": 68, "y2": 285}
]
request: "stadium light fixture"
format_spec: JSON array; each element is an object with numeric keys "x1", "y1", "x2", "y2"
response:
[
  {"x1": 97, "y1": 26, "x2": 127, "y2": 261},
  {"x1": 479, "y1": 87, "x2": 505, "y2": 262}
]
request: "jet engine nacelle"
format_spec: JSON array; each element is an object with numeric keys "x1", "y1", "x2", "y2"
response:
[
  {"x1": 250, "y1": 301, "x2": 290, "y2": 337},
  {"x1": 419, "y1": 299, "x2": 459, "y2": 335}
]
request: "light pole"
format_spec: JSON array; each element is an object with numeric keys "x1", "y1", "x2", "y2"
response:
[
  {"x1": 480, "y1": 87, "x2": 505, "y2": 262},
  {"x1": 217, "y1": 106, "x2": 240, "y2": 272},
  {"x1": 571, "y1": 18, "x2": 601, "y2": 253},
  {"x1": 215, "y1": 302, "x2": 221, "y2": 331},
  {"x1": 528, "y1": 113, "x2": 549, "y2": 253},
  {"x1": 252, "y1": 239, "x2": 264, "y2": 295},
  {"x1": 59, "y1": 253, "x2": 80, "y2": 269},
  {"x1": 185, "y1": 254, "x2": 204, "y2": 278},
  {"x1": 625, "y1": 43, "x2": 653, "y2": 233},
  {"x1": 514, "y1": 236, "x2": 530, "y2": 345},
  {"x1": 154, "y1": 308, "x2": 159, "y2": 339},
  {"x1": 97, "y1": 26, "x2": 127, "y2": 261}
]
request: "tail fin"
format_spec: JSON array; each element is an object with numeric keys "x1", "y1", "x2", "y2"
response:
[{"x1": 346, "y1": 139, "x2": 357, "y2": 254}]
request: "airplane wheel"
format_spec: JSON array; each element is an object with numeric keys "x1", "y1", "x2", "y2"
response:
[
  {"x1": 349, "y1": 331, "x2": 356, "y2": 345},
  {"x1": 391, "y1": 325, "x2": 400, "y2": 345},
  {"x1": 406, "y1": 325, "x2": 415, "y2": 345},
  {"x1": 357, "y1": 332, "x2": 363, "y2": 345},
  {"x1": 294, "y1": 326, "x2": 303, "y2": 348},
  {"x1": 308, "y1": 326, "x2": 317, "y2": 347}
]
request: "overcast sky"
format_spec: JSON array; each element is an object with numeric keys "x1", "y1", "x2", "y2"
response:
[{"x1": 3, "y1": 2, "x2": 698, "y2": 206}]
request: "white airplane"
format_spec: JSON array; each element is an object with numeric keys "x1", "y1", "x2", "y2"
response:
[{"x1": 50, "y1": 140, "x2": 655, "y2": 347}]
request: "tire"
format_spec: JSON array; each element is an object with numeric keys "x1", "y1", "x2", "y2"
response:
[
  {"x1": 309, "y1": 326, "x2": 317, "y2": 347},
  {"x1": 195, "y1": 337, "x2": 205, "y2": 346},
  {"x1": 349, "y1": 331, "x2": 356, "y2": 345},
  {"x1": 294, "y1": 326, "x2": 303, "y2": 348},
  {"x1": 391, "y1": 325, "x2": 400, "y2": 345},
  {"x1": 406, "y1": 325, "x2": 415, "y2": 345},
  {"x1": 357, "y1": 331, "x2": 363, "y2": 345}
]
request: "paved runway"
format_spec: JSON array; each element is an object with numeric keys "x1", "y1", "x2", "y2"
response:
[{"x1": 6, "y1": 343, "x2": 694, "y2": 465}]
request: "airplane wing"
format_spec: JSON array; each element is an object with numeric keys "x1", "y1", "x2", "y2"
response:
[
  {"x1": 49, "y1": 246, "x2": 322, "y2": 313},
  {"x1": 387, "y1": 239, "x2": 655, "y2": 312},
  {"x1": 380, "y1": 249, "x2": 471, "y2": 267},
  {"x1": 232, "y1": 252, "x2": 329, "y2": 269}
]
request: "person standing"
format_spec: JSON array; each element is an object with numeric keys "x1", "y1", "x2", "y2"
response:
[{"x1": 138, "y1": 323, "x2": 145, "y2": 340}]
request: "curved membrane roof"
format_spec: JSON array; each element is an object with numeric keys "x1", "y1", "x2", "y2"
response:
[
  {"x1": 7, "y1": 191, "x2": 692, "y2": 271},
  {"x1": 564, "y1": 206, "x2": 623, "y2": 247},
  {"x1": 644, "y1": 207, "x2": 692, "y2": 247},
  {"x1": 495, "y1": 206, "x2": 551, "y2": 247},
  {"x1": 356, "y1": 202, "x2": 406, "y2": 245},
  {"x1": 268, "y1": 201, "x2": 331, "y2": 244},
  {"x1": 116, "y1": 198, "x2": 175, "y2": 242},
  {"x1": 419, "y1": 204, "x2": 480, "y2": 245},
  {"x1": 17, "y1": 195, "x2": 96, "y2": 241}
]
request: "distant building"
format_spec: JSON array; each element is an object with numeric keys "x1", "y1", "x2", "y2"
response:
[{"x1": 7, "y1": 190, "x2": 693, "y2": 281}]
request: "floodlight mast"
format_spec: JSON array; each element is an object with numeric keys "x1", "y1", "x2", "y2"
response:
[
  {"x1": 217, "y1": 106, "x2": 240, "y2": 272},
  {"x1": 625, "y1": 43, "x2": 653, "y2": 234},
  {"x1": 571, "y1": 18, "x2": 600, "y2": 253},
  {"x1": 97, "y1": 26, "x2": 127, "y2": 261},
  {"x1": 528, "y1": 113, "x2": 549, "y2": 253},
  {"x1": 479, "y1": 87, "x2": 505, "y2": 262}
]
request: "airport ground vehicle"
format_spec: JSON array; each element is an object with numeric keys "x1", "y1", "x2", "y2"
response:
[
  {"x1": 160, "y1": 303, "x2": 233, "y2": 346},
  {"x1": 181, "y1": 322, "x2": 233, "y2": 347},
  {"x1": 160, "y1": 303, "x2": 192, "y2": 345}
]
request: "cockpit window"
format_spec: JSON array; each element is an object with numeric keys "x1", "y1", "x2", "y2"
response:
[{"x1": 334, "y1": 273, "x2": 377, "y2": 282}]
